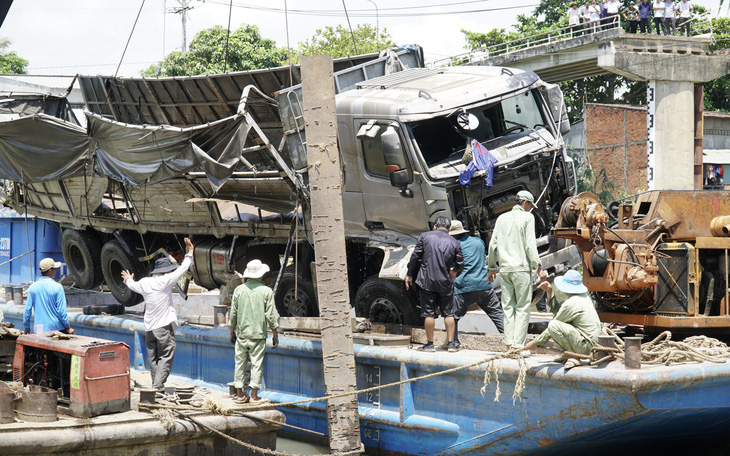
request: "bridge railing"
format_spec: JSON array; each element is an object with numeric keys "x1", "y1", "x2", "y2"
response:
[{"x1": 430, "y1": 12, "x2": 714, "y2": 68}]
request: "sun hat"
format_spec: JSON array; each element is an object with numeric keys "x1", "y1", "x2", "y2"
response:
[
  {"x1": 517, "y1": 190, "x2": 536, "y2": 206},
  {"x1": 243, "y1": 259, "x2": 270, "y2": 279},
  {"x1": 39, "y1": 258, "x2": 62, "y2": 272},
  {"x1": 151, "y1": 256, "x2": 178, "y2": 275},
  {"x1": 449, "y1": 220, "x2": 469, "y2": 236},
  {"x1": 553, "y1": 270, "x2": 588, "y2": 295}
]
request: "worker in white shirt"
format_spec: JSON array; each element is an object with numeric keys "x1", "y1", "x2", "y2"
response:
[
  {"x1": 677, "y1": 0, "x2": 692, "y2": 36},
  {"x1": 122, "y1": 237, "x2": 194, "y2": 390}
]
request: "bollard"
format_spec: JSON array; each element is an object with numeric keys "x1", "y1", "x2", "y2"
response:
[
  {"x1": 624, "y1": 336, "x2": 643, "y2": 369},
  {"x1": 4, "y1": 286, "x2": 13, "y2": 303},
  {"x1": 138, "y1": 388, "x2": 157, "y2": 405},
  {"x1": 595, "y1": 335, "x2": 616, "y2": 361},
  {"x1": 228, "y1": 382, "x2": 237, "y2": 397},
  {"x1": 13, "y1": 287, "x2": 23, "y2": 306}
]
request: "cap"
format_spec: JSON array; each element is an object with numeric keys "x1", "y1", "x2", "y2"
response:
[
  {"x1": 243, "y1": 259, "x2": 270, "y2": 279},
  {"x1": 449, "y1": 220, "x2": 469, "y2": 236},
  {"x1": 517, "y1": 190, "x2": 536, "y2": 205},
  {"x1": 553, "y1": 270, "x2": 589, "y2": 295},
  {"x1": 39, "y1": 258, "x2": 62, "y2": 272}
]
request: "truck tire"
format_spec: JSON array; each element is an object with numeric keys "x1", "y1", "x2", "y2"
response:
[
  {"x1": 101, "y1": 240, "x2": 144, "y2": 307},
  {"x1": 61, "y1": 230, "x2": 103, "y2": 289},
  {"x1": 355, "y1": 277, "x2": 419, "y2": 326},
  {"x1": 274, "y1": 271, "x2": 318, "y2": 317},
  {"x1": 83, "y1": 304, "x2": 125, "y2": 315}
]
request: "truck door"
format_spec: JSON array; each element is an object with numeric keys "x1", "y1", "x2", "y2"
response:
[{"x1": 356, "y1": 120, "x2": 430, "y2": 234}]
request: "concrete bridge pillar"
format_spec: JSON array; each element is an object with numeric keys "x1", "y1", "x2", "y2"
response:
[{"x1": 598, "y1": 36, "x2": 730, "y2": 190}]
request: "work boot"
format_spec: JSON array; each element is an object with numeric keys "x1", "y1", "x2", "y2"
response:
[
  {"x1": 447, "y1": 341, "x2": 459, "y2": 352},
  {"x1": 417, "y1": 342, "x2": 436, "y2": 352}
]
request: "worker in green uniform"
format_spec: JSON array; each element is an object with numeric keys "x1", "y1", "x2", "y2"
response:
[
  {"x1": 229, "y1": 259, "x2": 279, "y2": 403},
  {"x1": 487, "y1": 190, "x2": 541, "y2": 351},
  {"x1": 525, "y1": 269, "x2": 601, "y2": 369}
]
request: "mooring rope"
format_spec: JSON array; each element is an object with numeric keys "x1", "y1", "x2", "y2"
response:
[{"x1": 563, "y1": 328, "x2": 730, "y2": 366}]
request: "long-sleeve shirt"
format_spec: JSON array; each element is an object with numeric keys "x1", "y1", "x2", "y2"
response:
[
  {"x1": 487, "y1": 205, "x2": 540, "y2": 273},
  {"x1": 454, "y1": 234, "x2": 492, "y2": 294},
  {"x1": 664, "y1": 1, "x2": 676, "y2": 17},
  {"x1": 24, "y1": 276, "x2": 70, "y2": 333},
  {"x1": 677, "y1": 0, "x2": 691, "y2": 17},
  {"x1": 407, "y1": 228, "x2": 464, "y2": 293},
  {"x1": 124, "y1": 254, "x2": 193, "y2": 332},
  {"x1": 568, "y1": 7, "x2": 582, "y2": 25},
  {"x1": 229, "y1": 279, "x2": 279, "y2": 340},
  {"x1": 533, "y1": 294, "x2": 601, "y2": 346},
  {"x1": 638, "y1": 2, "x2": 653, "y2": 18}
]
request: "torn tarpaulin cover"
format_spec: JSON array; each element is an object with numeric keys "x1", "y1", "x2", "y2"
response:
[
  {"x1": 459, "y1": 139, "x2": 498, "y2": 188},
  {"x1": 87, "y1": 112, "x2": 253, "y2": 191}
]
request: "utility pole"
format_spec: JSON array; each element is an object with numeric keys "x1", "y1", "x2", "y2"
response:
[
  {"x1": 169, "y1": 0, "x2": 196, "y2": 53},
  {"x1": 300, "y1": 54, "x2": 363, "y2": 455}
]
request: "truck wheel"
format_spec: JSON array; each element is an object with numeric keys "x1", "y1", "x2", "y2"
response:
[
  {"x1": 62, "y1": 230, "x2": 103, "y2": 289},
  {"x1": 101, "y1": 240, "x2": 144, "y2": 307},
  {"x1": 83, "y1": 304, "x2": 125, "y2": 315},
  {"x1": 355, "y1": 277, "x2": 419, "y2": 326},
  {"x1": 275, "y1": 271, "x2": 318, "y2": 317}
]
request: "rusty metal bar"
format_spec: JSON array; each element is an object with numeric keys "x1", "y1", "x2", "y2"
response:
[{"x1": 694, "y1": 85, "x2": 704, "y2": 190}]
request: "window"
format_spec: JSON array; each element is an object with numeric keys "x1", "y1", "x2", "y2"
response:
[{"x1": 360, "y1": 124, "x2": 411, "y2": 180}]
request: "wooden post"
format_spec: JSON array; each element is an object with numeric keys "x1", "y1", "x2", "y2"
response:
[{"x1": 300, "y1": 55, "x2": 362, "y2": 455}]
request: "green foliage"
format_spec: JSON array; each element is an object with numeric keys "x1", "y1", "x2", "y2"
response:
[
  {"x1": 705, "y1": 17, "x2": 730, "y2": 113},
  {"x1": 0, "y1": 38, "x2": 28, "y2": 74},
  {"x1": 142, "y1": 24, "x2": 287, "y2": 77},
  {"x1": 567, "y1": 146, "x2": 615, "y2": 202},
  {"x1": 296, "y1": 24, "x2": 395, "y2": 60}
]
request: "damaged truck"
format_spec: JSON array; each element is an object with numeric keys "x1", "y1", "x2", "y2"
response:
[{"x1": 0, "y1": 46, "x2": 577, "y2": 324}]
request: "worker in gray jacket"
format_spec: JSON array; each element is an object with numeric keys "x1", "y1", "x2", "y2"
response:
[{"x1": 525, "y1": 270, "x2": 601, "y2": 369}]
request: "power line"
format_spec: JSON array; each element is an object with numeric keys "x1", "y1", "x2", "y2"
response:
[
  {"x1": 205, "y1": 0, "x2": 538, "y2": 17},
  {"x1": 115, "y1": 0, "x2": 147, "y2": 78}
]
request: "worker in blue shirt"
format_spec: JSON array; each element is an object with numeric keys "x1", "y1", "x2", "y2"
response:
[
  {"x1": 23, "y1": 258, "x2": 74, "y2": 334},
  {"x1": 450, "y1": 220, "x2": 504, "y2": 348}
]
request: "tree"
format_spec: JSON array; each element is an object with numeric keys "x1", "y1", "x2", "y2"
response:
[
  {"x1": 297, "y1": 24, "x2": 395, "y2": 60},
  {"x1": 0, "y1": 38, "x2": 28, "y2": 74},
  {"x1": 142, "y1": 24, "x2": 287, "y2": 77},
  {"x1": 704, "y1": 17, "x2": 730, "y2": 113}
]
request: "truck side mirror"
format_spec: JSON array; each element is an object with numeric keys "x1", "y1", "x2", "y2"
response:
[
  {"x1": 390, "y1": 169, "x2": 413, "y2": 198},
  {"x1": 544, "y1": 83, "x2": 570, "y2": 135},
  {"x1": 357, "y1": 122, "x2": 381, "y2": 140}
]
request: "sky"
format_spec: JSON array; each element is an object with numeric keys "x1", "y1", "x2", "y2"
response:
[{"x1": 1, "y1": 0, "x2": 727, "y2": 78}]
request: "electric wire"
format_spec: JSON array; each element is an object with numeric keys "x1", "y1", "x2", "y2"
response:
[
  {"x1": 223, "y1": 0, "x2": 233, "y2": 73},
  {"x1": 341, "y1": 0, "x2": 360, "y2": 55},
  {"x1": 114, "y1": 0, "x2": 148, "y2": 79}
]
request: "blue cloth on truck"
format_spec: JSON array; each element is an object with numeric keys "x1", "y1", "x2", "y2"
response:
[{"x1": 459, "y1": 139, "x2": 498, "y2": 188}]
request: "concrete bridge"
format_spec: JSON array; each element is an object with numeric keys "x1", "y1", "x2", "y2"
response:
[{"x1": 437, "y1": 21, "x2": 730, "y2": 191}]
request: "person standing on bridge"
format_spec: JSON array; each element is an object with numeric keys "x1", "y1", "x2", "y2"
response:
[
  {"x1": 599, "y1": 0, "x2": 609, "y2": 29},
  {"x1": 622, "y1": 1, "x2": 639, "y2": 33},
  {"x1": 589, "y1": 0, "x2": 602, "y2": 32},
  {"x1": 664, "y1": 0, "x2": 677, "y2": 35},
  {"x1": 677, "y1": 0, "x2": 693, "y2": 36},
  {"x1": 604, "y1": 0, "x2": 621, "y2": 28},
  {"x1": 568, "y1": 3, "x2": 583, "y2": 36},
  {"x1": 638, "y1": 0, "x2": 654, "y2": 33},
  {"x1": 487, "y1": 191, "x2": 542, "y2": 352},
  {"x1": 121, "y1": 237, "x2": 194, "y2": 391},
  {"x1": 406, "y1": 216, "x2": 464, "y2": 353},
  {"x1": 580, "y1": 1, "x2": 592, "y2": 32},
  {"x1": 652, "y1": 0, "x2": 666, "y2": 35},
  {"x1": 449, "y1": 220, "x2": 504, "y2": 347}
]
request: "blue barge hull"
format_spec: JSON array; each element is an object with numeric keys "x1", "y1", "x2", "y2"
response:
[{"x1": 5, "y1": 304, "x2": 730, "y2": 455}]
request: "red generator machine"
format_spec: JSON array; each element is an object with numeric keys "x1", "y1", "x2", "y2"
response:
[{"x1": 13, "y1": 333, "x2": 130, "y2": 417}]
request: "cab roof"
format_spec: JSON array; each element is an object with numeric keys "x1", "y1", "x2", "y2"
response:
[{"x1": 336, "y1": 66, "x2": 540, "y2": 122}]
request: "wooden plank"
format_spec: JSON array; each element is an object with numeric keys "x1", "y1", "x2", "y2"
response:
[{"x1": 301, "y1": 55, "x2": 362, "y2": 455}]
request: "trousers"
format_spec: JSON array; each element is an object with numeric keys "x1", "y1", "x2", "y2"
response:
[
  {"x1": 544, "y1": 320, "x2": 593, "y2": 355},
  {"x1": 500, "y1": 271, "x2": 532, "y2": 349},
  {"x1": 235, "y1": 337, "x2": 266, "y2": 390},
  {"x1": 146, "y1": 324, "x2": 176, "y2": 389}
]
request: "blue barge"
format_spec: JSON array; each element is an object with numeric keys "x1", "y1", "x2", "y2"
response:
[{"x1": 4, "y1": 303, "x2": 730, "y2": 455}]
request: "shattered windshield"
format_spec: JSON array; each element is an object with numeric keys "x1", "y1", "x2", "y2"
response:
[{"x1": 409, "y1": 89, "x2": 553, "y2": 168}]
